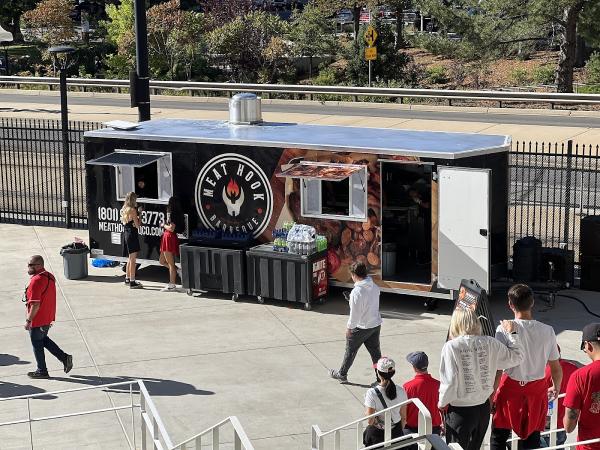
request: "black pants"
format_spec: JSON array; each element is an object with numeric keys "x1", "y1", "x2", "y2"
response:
[
  {"x1": 30, "y1": 325, "x2": 67, "y2": 373},
  {"x1": 445, "y1": 400, "x2": 490, "y2": 450},
  {"x1": 364, "y1": 423, "x2": 404, "y2": 448},
  {"x1": 339, "y1": 326, "x2": 381, "y2": 377},
  {"x1": 490, "y1": 428, "x2": 541, "y2": 450}
]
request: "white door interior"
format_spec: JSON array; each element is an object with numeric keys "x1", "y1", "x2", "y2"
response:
[{"x1": 438, "y1": 167, "x2": 491, "y2": 292}]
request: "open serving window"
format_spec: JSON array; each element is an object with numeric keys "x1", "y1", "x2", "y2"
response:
[
  {"x1": 277, "y1": 161, "x2": 368, "y2": 221},
  {"x1": 87, "y1": 150, "x2": 173, "y2": 204}
]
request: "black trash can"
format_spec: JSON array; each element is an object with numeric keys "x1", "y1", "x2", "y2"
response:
[
  {"x1": 512, "y1": 236, "x2": 542, "y2": 282},
  {"x1": 60, "y1": 243, "x2": 90, "y2": 280}
]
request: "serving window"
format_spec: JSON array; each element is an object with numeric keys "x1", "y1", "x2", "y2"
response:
[
  {"x1": 87, "y1": 150, "x2": 173, "y2": 204},
  {"x1": 277, "y1": 161, "x2": 367, "y2": 221}
]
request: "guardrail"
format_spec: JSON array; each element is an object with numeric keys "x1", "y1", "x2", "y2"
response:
[
  {"x1": 2, "y1": 76, "x2": 600, "y2": 108},
  {"x1": 311, "y1": 397, "x2": 433, "y2": 450},
  {"x1": 0, "y1": 380, "x2": 254, "y2": 450}
]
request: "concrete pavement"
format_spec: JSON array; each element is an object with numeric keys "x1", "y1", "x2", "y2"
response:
[
  {"x1": 2, "y1": 90, "x2": 600, "y2": 145},
  {"x1": 1, "y1": 223, "x2": 599, "y2": 449}
]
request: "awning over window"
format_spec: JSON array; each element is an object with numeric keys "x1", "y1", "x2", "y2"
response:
[
  {"x1": 276, "y1": 162, "x2": 365, "y2": 182},
  {"x1": 86, "y1": 151, "x2": 165, "y2": 167}
]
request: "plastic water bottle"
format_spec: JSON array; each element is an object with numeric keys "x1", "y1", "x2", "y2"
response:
[{"x1": 547, "y1": 399, "x2": 554, "y2": 416}]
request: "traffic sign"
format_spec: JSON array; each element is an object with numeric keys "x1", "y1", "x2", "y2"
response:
[
  {"x1": 364, "y1": 25, "x2": 378, "y2": 47},
  {"x1": 365, "y1": 46, "x2": 377, "y2": 61}
]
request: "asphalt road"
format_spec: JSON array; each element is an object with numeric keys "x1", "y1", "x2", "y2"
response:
[{"x1": 2, "y1": 91, "x2": 600, "y2": 128}]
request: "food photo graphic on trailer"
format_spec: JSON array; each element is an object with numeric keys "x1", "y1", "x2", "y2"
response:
[{"x1": 84, "y1": 94, "x2": 512, "y2": 302}]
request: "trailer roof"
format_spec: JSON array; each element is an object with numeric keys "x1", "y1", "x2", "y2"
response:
[{"x1": 85, "y1": 119, "x2": 511, "y2": 159}]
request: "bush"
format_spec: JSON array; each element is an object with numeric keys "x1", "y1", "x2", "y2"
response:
[
  {"x1": 509, "y1": 67, "x2": 530, "y2": 86},
  {"x1": 585, "y1": 52, "x2": 600, "y2": 85},
  {"x1": 313, "y1": 65, "x2": 344, "y2": 101},
  {"x1": 413, "y1": 34, "x2": 460, "y2": 58},
  {"x1": 577, "y1": 85, "x2": 600, "y2": 94},
  {"x1": 426, "y1": 65, "x2": 448, "y2": 84},
  {"x1": 532, "y1": 65, "x2": 555, "y2": 85}
]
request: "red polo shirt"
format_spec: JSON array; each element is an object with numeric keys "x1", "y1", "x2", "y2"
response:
[
  {"x1": 563, "y1": 360, "x2": 600, "y2": 450},
  {"x1": 26, "y1": 271, "x2": 57, "y2": 328},
  {"x1": 544, "y1": 359, "x2": 579, "y2": 427},
  {"x1": 403, "y1": 373, "x2": 442, "y2": 428}
]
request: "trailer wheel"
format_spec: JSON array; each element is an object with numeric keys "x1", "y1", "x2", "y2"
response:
[
  {"x1": 304, "y1": 302, "x2": 312, "y2": 311},
  {"x1": 232, "y1": 293, "x2": 239, "y2": 302},
  {"x1": 186, "y1": 289, "x2": 193, "y2": 296},
  {"x1": 257, "y1": 296, "x2": 265, "y2": 304},
  {"x1": 424, "y1": 299, "x2": 438, "y2": 311}
]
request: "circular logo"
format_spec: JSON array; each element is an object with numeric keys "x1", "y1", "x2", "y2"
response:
[{"x1": 195, "y1": 153, "x2": 273, "y2": 237}]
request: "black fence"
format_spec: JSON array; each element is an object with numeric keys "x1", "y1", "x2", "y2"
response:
[
  {"x1": 1, "y1": 118, "x2": 599, "y2": 265},
  {"x1": 509, "y1": 140, "x2": 600, "y2": 264},
  {"x1": 0, "y1": 118, "x2": 99, "y2": 229}
]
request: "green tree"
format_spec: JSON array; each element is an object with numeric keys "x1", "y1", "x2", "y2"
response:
[
  {"x1": 102, "y1": 0, "x2": 135, "y2": 78},
  {"x1": 0, "y1": 0, "x2": 36, "y2": 42},
  {"x1": 290, "y1": 2, "x2": 337, "y2": 79},
  {"x1": 207, "y1": 11, "x2": 290, "y2": 83},
  {"x1": 416, "y1": 0, "x2": 599, "y2": 93},
  {"x1": 315, "y1": 0, "x2": 381, "y2": 40},
  {"x1": 201, "y1": 0, "x2": 252, "y2": 29}
]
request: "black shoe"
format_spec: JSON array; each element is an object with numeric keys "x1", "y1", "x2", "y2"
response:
[
  {"x1": 63, "y1": 354, "x2": 73, "y2": 374},
  {"x1": 28, "y1": 370, "x2": 50, "y2": 379},
  {"x1": 129, "y1": 280, "x2": 143, "y2": 289}
]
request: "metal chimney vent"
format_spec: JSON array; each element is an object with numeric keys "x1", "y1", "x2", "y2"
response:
[{"x1": 229, "y1": 93, "x2": 263, "y2": 125}]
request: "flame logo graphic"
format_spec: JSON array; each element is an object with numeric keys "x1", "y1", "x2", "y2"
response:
[{"x1": 226, "y1": 178, "x2": 241, "y2": 200}]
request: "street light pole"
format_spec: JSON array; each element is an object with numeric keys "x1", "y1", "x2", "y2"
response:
[
  {"x1": 133, "y1": 0, "x2": 151, "y2": 121},
  {"x1": 49, "y1": 45, "x2": 75, "y2": 228}
]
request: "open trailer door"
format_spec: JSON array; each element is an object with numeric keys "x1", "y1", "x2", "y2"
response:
[{"x1": 438, "y1": 166, "x2": 491, "y2": 293}]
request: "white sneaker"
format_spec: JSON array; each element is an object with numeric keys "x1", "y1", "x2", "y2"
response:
[{"x1": 160, "y1": 284, "x2": 177, "y2": 292}]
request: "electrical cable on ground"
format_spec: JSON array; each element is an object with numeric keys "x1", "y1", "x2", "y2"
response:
[{"x1": 557, "y1": 294, "x2": 600, "y2": 319}]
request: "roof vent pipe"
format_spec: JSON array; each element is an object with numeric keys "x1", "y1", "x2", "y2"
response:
[{"x1": 229, "y1": 93, "x2": 263, "y2": 125}]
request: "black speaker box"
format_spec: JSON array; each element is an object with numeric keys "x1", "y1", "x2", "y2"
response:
[
  {"x1": 581, "y1": 215, "x2": 600, "y2": 258},
  {"x1": 580, "y1": 256, "x2": 600, "y2": 292},
  {"x1": 513, "y1": 236, "x2": 542, "y2": 282},
  {"x1": 539, "y1": 247, "x2": 574, "y2": 286}
]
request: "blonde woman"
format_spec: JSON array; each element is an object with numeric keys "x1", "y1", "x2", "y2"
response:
[
  {"x1": 120, "y1": 192, "x2": 143, "y2": 289},
  {"x1": 438, "y1": 308, "x2": 523, "y2": 450}
]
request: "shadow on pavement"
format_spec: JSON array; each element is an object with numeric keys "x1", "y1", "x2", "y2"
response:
[
  {"x1": 0, "y1": 354, "x2": 29, "y2": 367},
  {"x1": 0, "y1": 381, "x2": 57, "y2": 399},
  {"x1": 50, "y1": 374, "x2": 215, "y2": 397}
]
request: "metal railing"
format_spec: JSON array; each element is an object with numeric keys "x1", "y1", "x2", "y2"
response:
[
  {"x1": 311, "y1": 397, "x2": 433, "y2": 450},
  {"x1": 2, "y1": 75, "x2": 600, "y2": 108},
  {"x1": 0, "y1": 380, "x2": 254, "y2": 450}
]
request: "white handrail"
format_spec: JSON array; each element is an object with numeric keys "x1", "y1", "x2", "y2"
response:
[
  {"x1": 311, "y1": 397, "x2": 433, "y2": 450},
  {"x1": 0, "y1": 380, "x2": 254, "y2": 450}
]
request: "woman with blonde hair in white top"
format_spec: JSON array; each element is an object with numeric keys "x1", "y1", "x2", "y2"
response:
[
  {"x1": 439, "y1": 308, "x2": 524, "y2": 450},
  {"x1": 120, "y1": 192, "x2": 143, "y2": 289}
]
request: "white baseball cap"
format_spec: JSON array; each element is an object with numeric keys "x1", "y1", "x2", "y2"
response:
[{"x1": 376, "y1": 357, "x2": 395, "y2": 373}]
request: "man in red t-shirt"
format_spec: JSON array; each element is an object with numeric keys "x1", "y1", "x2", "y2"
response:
[
  {"x1": 564, "y1": 323, "x2": 600, "y2": 450},
  {"x1": 542, "y1": 345, "x2": 580, "y2": 446},
  {"x1": 403, "y1": 351, "x2": 443, "y2": 435},
  {"x1": 25, "y1": 255, "x2": 73, "y2": 379}
]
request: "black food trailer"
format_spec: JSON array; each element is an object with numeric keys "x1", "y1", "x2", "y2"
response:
[{"x1": 84, "y1": 95, "x2": 510, "y2": 306}]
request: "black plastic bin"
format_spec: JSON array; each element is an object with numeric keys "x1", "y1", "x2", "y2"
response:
[
  {"x1": 60, "y1": 243, "x2": 89, "y2": 280},
  {"x1": 246, "y1": 244, "x2": 328, "y2": 310},
  {"x1": 180, "y1": 243, "x2": 247, "y2": 300}
]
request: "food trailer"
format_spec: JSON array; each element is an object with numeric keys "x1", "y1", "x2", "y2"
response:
[{"x1": 84, "y1": 95, "x2": 510, "y2": 306}]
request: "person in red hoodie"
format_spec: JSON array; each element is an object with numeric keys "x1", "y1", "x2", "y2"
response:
[
  {"x1": 403, "y1": 351, "x2": 443, "y2": 435},
  {"x1": 564, "y1": 323, "x2": 600, "y2": 450},
  {"x1": 541, "y1": 345, "x2": 580, "y2": 446}
]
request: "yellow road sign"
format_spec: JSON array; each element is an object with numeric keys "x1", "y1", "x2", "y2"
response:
[
  {"x1": 364, "y1": 25, "x2": 378, "y2": 47},
  {"x1": 365, "y1": 46, "x2": 377, "y2": 61}
]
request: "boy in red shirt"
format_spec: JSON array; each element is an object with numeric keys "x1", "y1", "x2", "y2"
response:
[
  {"x1": 542, "y1": 345, "x2": 580, "y2": 446},
  {"x1": 25, "y1": 255, "x2": 73, "y2": 379},
  {"x1": 564, "y1": 323, "x2": 600, "y2": 450},
  {"x1": 403, "y1": 351, "x2": 443, "y2": 435}
]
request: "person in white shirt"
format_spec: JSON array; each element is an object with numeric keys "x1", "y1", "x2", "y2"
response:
[
  {"x1": 490, "y1": 284, "x2": 563, "y2": 450},
  {"x1": 330, "y1": 261, "x2": 382, "y2": 383},
  {"x1": 363, "y1": 357, "x2": 408, "y2": 448},
  {"x1": 439, "y1": 308, "x2": 524, "y2": 450}
]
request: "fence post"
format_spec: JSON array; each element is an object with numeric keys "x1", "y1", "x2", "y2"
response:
[
  {"x1": 59, "y1": 70, "x2": 72, "y2": 228},
  {"x1": 563, "y1": 140, "x2": 573, "y2": 248}
]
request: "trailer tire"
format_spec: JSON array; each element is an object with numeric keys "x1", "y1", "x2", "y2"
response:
[
  {"x1": 186, "y1": 289, "x2": 193, "y2": 296},
  {"x1": 304, "y1": 302, "x2": 312, "y2": 311},
  {"x1": 257, "y1": 296, "x2": 264, "y2": 304},
  {"x1": 232, "y1": 293, "x2": 239, "y2": 302},
  {"x1": 424, "y1": 298, "x2": 438, "y2": 311}
]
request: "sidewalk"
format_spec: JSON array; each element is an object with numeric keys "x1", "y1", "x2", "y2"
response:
[{"x1": 0, "y1": 223, "x2": 596, "y2": 449}]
